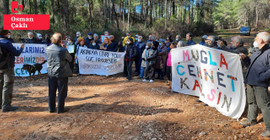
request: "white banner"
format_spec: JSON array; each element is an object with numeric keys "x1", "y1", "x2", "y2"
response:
[
  {"x1": 14, "y1": 43, "x2": 48, "y2": 77},
  {"x1": 77, "y1": 47, "x2": 125, "y2": 76},
  {"x1": 171, "y1": 44, "x2": 246, "y2": 119}
]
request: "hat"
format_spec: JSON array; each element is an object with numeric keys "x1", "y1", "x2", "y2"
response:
[
  {"x1": 88, "y1": 32, "x2": 92, "y2": 35},
  {"x1": 153, "y1": 41, "x2": 159, "y2": 48},
  {"x1": 0, "y1": 27, "x2": 9, "y2": 36},
  {"x1": 202, "y1": 35, "x2": 208, "y2": 39}
]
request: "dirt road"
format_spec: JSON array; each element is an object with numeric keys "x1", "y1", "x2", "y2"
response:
[{"x1": 0, "y1": 74, "x2": 269, "y2": 140}]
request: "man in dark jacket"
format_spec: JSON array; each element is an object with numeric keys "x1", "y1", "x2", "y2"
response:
[
  {"x1": 205, "y1": 36, "x2": 218, "y2": 48},
  {"x1": 45, "y1": 33, "x2": 72, "y2": 113},
  {"x1": 108, "y1": 35, "x2": 118, "y2": 52},
  {"x1": 134, "y1": 36, "x2": 146, "y2": 76},
  {"x1": 0, "y1": 28, "x2": 24, "y2": 112},
  {"x1": 185, "y1": 33, "x2": 196, "y2": 46},
  {"x1": 124, "y1": 38, "x2": 137, "y2": 80},
  {"x1": 84, "y1": 32, "x2": 93, "y2": 48},
  {"x1": 217, "y1": 39, "x2": 234, "y2": 52},
  {"x1": 240, "y1": 32, "x2": 270, "y2": 137},
  {"x1": 24, "y1": 32, "x2": 38, "y2": 43},
  {"x1": 230, "y1": 36, "x2": 250, "y2": 75}
]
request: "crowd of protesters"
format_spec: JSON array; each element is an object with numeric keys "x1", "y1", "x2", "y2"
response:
[{"x1": 0, "y1": 28, "x2": 269, "y2": 137}]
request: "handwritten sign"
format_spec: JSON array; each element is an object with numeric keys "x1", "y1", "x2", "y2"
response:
[
  {"x1": 171, "y1": 44, "x2": 246, "y2": 119},
  {"x1": 77, "y1": 47, "x2": 125, "y2": 76}
]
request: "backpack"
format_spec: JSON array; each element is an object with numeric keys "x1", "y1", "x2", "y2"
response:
[{"x1": 0, "y1": 38, "x2": 10, "y2": 69}]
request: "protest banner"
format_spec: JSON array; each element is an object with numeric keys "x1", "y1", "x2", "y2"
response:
[
  {"x1": 13, "y1": 43, "x2": 47, "y2": 77},
  {"x1": 171, "y1": 44, "x2": 246, "y2": 119},
  {"x1": 77, "y1": 47, "x2": 125, "y2": 76},
  {"x1": 67, "y1": 45, "x2": 75, "y2": 53}
]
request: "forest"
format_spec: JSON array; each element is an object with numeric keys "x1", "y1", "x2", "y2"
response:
[{"x1": 1, "y1": 0, "x2": 270, "y2": 38}]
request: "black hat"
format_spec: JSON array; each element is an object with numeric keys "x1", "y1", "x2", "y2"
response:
[
  {"x1": 153, "y1": 41, "x2": 159, "y2": 48},
  {"x1": 0, "y1": 27, "x2": 9, "y2": 36}
]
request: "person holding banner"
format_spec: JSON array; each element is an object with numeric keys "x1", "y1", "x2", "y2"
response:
[
  {"x1": 199, "y1": 35, "x2": 207, "y2": 46},
  {"x1": 89, "y1": 40, "x2": 100, "y2": 50},
  {"x1": 46, "y1": 33, "x2": 72, "y2": 113},
  {"x1": 0, "y1": 28, "x2": 25, "y2": 112},
  {"x1": 241, "y1": 32, "x2": 270, "y2": 137},
  {"x1": 205, "y1": 36, "x2": 218, "y2": 48},
  {"x1": 109, "y1": 35, "x2": 119, "y2": 52},
  {"x1": 230, "y1": 36, "x2": 250, "y2": 76},
  {"x1": 84, "y1": 32, "x2": 93, "y2": 48},
  {"x1": 101, "y1": 37, "x2": 112, "y2": 51},
  {"x1": 124, "y1": 38, "x2": 137, "y2": 80},
  {"x1": 93, "y1": 33, "x2": 101, "y2": 45},
  {"x1": 165, "y1": 42, "x2": 177, "y2": 86}
]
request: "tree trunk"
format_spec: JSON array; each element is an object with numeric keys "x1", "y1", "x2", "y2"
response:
[
  {"x1": 33, "y1": 0, "x2": 38, "y2": 14},
  {"x1": 183, "y1": 5, "x2": 186, "y2": 24},
  {"x1": 22, "y1": 0, "x2": 25, "y2": 9},
  {"x1": 63, "y1": 0, "x2": 69, "y2": 32},
  {"x1": 128, "y1": 0, "x2": 131, "y2": 30},
  {"x1": 51, "y1": 0, "x2": 55, "y2": 24},
  {"x1": 188, "y1": 5, "x2": 190, "y2": 24},
  {"x1": 141, "y1": 0, "x2": 144, "y2": 17},
  {"x1": 87, "y1": 0, "x2": 93, "y2": 30},
  {"x1": 191, "y1": 0, "x2": 194, "y2": 24},
  {"x1": 104, "y1": 0, "x2": 108, "y2": 27},
  {"x1": 109, "y1": 0, "x2": 113, "y2": 22},
  {"x1": 149, "y1": 0, "x2": 152, "y2": 25},
  {"x1": 3, "y1": 0, "x2": 9, "y2": 14},
  {"x1": 255, "y1": 0, "x2": 259, "y2": 27},
  {"x1": 122, "y1": 0, "x2": 125, "y2": 31},
  {"x1": 112, "y1": 0, "x2": 120, "y2": 30},
  {"x1": 144, "y1": 0, "x2": 148, "y2": 27},
  {"x1": 29, "y1": 0, "x2": 32, "y2": 14},
  {"x1": 172, "y1": 0, "x2": 175, "y2": 16},
  {"x1": 165, "y1": 0, "x2": 167, "y2": 29}
]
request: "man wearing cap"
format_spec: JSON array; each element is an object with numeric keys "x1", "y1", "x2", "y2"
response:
[
  {"x1": 199, "y1": 35, "x2": 208, "y2": 46},
  {"x1": 85, "y1": 32, "x2": 93, "y2": 48},
  {"x1": 0, "y1": 28, "x2": 25, "y2": 112}
]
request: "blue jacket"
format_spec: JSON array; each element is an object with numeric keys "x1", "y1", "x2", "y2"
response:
[
  {"x1": 24, "y1": 37, "x2": 38, "y2": 43},
  {"x1": 0, "y1": 36, "x2": 23, "y2": 69},
  {"x1": 185, "y1": 40, "x2": 196, "y2": 46},
  {"x1": 88, "y1": 44, "x2": 100, "y2": 50},
  {"x1": 84, "y1": 37, "x2": 93, "y2": 47},
  {"x1": 135, "y1": 42, "x2": 146, "y2": 58},
  {"x1": 245, "y1": 45, "x2": 270, "y2": 87}
]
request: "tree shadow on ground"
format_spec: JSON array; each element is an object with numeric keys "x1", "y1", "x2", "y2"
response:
[
  {"x1": 14, "y1": 101, "x2": 182, "y2": 116},
  {"x1": 69, "y1": 101, "x2": 183, "y2": 116},
  {"x1": 13, "y1": 93, "x2": 101, "y2": 103}
]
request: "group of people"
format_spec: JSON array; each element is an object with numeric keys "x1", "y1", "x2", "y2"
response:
[{"x1": 0, "y1": 27, "x2": 269, "y2": 137}]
